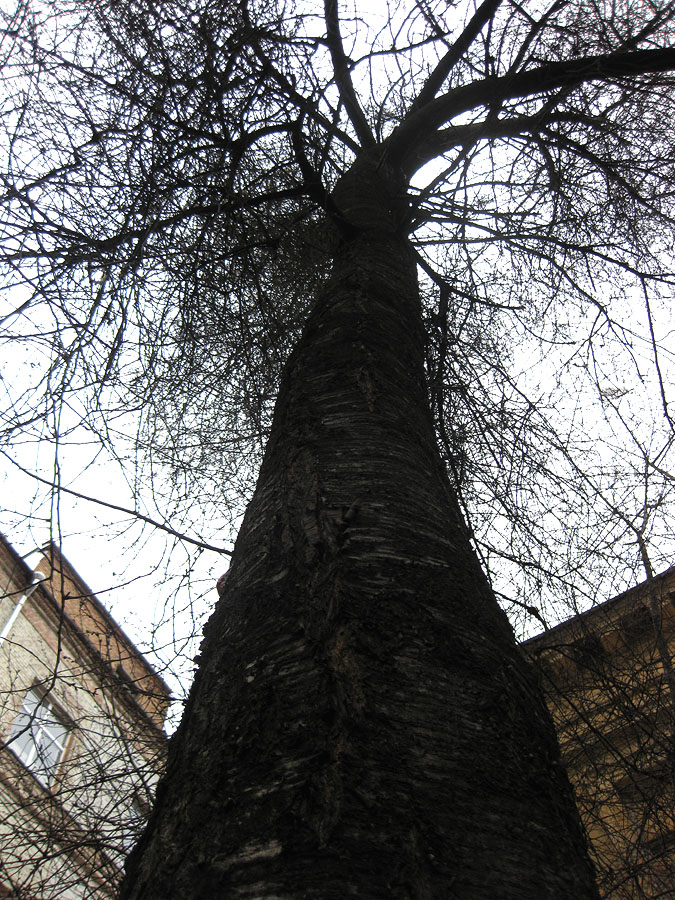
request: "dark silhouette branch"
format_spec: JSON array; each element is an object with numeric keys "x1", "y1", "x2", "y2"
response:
[
  {"x1": 1, "y1": 453, "x2": 232, "y2": 556},
  {"x1": 411, "y1": 0, "x2": 505, "y2": 113},
  {"x1": 323, "y1": 0, "x2": 376, "y2": 148},
  {"x1": 391, "y1": 47, "x2": 675, "y2": 174}
]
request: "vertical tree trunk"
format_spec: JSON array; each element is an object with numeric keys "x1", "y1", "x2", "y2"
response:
[{"x1": 120, "y1": 159, "x2": 598, "y2": 899}]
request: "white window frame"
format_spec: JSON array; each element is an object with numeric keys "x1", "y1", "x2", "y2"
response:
[{"x1": 8, "y1": 687, "x2": 69, "y2": 786}]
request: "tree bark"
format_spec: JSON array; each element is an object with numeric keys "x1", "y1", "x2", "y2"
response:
[{"x1": 120, "y1": 158, "x2": 599, "y2": 899}]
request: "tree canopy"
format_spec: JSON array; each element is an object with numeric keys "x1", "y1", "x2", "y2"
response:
[
  {"x1": 3, "y1": 1, "x2": 675, "y2": 897},
  {"x1": 1, "y1": 0, "x2": 675, "y2": 647}
]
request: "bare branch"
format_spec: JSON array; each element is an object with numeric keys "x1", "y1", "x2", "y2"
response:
[
  {"x1": 391, "y1": 47, "x2": 675, "y2": 173},
  {"x1": 323, "y1": 0, "x2": 376, "y2": 147},
  {"x1": 411, "y1": 0, "x2": 505, "y2": 113}
]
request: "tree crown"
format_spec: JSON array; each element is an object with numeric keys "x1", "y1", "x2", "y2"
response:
[{"x1": 1, "y1": 0, "x2": 675, "y2": 648}]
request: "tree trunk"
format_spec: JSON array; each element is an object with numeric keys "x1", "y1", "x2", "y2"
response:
[{"x1": 120, "y1": 158, "x2": 599, "y2": 899}]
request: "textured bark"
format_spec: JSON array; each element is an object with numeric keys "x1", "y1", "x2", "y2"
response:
[{"x1": 120, "y1": 159, "x2": 599, "y2": 899}]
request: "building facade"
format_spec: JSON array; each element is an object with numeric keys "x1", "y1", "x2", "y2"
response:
[
  {"x1": 525, "y1": 566, "x2": 675, "y2": 900},
  {"x1": 0, "y1": 535, "x2": 169, "y2": 899}
]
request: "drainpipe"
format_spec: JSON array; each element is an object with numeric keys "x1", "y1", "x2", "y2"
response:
[{"x1": 0, "y1": 571, "x2": 46, "y2": 649}]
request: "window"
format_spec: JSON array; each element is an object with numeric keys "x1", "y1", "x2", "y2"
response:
[
  {"x1": 571, "y1": 633, "x2": 605, "y2": 670},
  {"x1": 8, "y1": 688, "x2": 69, "y2": 786},
  {"x1": 620, "y1": 604, "x2": 653, "y2": 643}
]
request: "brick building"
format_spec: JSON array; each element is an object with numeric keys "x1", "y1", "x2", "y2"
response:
[
  {"x1": 525, "y1": 566, "x2": 675, "y2": 899},
  {"x1": 0, "y1": 534, "x2": 169, "y2": 899}
]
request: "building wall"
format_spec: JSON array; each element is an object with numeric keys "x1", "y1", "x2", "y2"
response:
[
  {"x1": 0, "y1": 537, "x2": 169, "y2": 899},
  {"x1": 525, "y1": 567, "x2": 675, "y2": 900}
]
